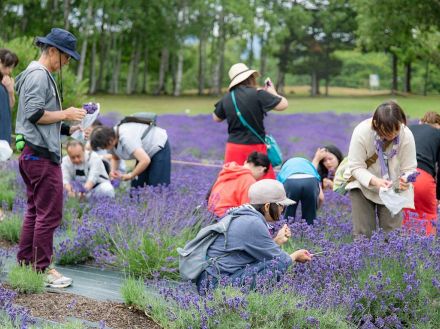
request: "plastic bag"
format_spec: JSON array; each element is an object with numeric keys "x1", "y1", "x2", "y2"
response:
[
  {"x1": 0, "y1": 140, "x2": 13, "y2": 161},
  {"x1": 71, "y1": 103, "x2": 100, "y2": 142},
  {"x1": 379, "y1": 187, "x2": 408, "y2": 216}
]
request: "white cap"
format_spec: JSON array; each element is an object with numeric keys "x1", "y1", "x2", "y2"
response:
[{"x1": 248, "y1": 179, "x2": 296, "y2": 206}]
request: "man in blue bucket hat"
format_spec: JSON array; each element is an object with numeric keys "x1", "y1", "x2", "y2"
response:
[{"x1": 15, "y1": 28, "x2": 86, "y2": 288}]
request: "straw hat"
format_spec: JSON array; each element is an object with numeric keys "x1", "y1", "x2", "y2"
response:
[{"x1": 228, "y1": 63, "x2": 260, "y2": 90}]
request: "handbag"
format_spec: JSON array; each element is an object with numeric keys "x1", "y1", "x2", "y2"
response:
[{"x1": 231, "y1": 91, "x2": 283, "y2": 167}]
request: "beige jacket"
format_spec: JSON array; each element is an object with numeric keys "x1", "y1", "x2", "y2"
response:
[{"x1": 345, "y1": 118, "x2": 417, "y2": 207}]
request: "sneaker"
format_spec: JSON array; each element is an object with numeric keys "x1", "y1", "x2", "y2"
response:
[{"x1": 45, "y1": 268, "x2": 73, "y2": 288}]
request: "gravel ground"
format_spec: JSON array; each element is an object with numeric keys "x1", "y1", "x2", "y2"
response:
[{"x1": 13, "y1": 291, "x2": 161, "y2": 329}]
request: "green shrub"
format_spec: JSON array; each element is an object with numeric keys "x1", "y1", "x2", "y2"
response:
[
  {"x1": 110, "y1": 227, "x2": 197, "y2": 280},
  {"x1": 121, "y1": 276, "x2": 148, "y2": 307},
  {"x1": 0, "y1": 213, "x2": 22, "y2": 244},
  {"x1": 0, "y1": 171, "x2": 17, "y2": 210},
  {"x1": 123, "y1": 283, "x2": 354, "y2": 329},
  {"x1": 7, "y1": 264, "x2": 45, "y2": 294}
]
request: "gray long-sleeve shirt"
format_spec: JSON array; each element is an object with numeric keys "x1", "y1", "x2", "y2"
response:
[
  {"x1": 206, "y1": 206, "x2": 292, "y2": 276},
  {"x1": 15, "y1": 61, "x2": 63, "y2": 163}
]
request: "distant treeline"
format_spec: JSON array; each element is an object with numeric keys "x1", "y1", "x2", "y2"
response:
[{"x1": 1, "y1": 0, "x2": 440, "y2": 96}]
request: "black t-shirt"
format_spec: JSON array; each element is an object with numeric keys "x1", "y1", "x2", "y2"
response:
[
  {"x1": 214, "y1": 86, "x2": 281, "y2": 144},
  {"x1": 409, "y1": 124, "x2": 440, "y2": 199}
]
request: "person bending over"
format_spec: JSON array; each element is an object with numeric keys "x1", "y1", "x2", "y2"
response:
[
  {"x1": 207, "y1": 151, "x2": 270, "y2": 217},
  {"x1": 89, "y1": 121, "x2": 170, "y2": 188}
]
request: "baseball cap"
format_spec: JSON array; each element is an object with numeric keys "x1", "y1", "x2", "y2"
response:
[{"x1": 248, "y1": 179, "x2": 296, "y2": 206}]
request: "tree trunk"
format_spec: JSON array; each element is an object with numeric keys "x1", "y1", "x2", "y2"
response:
[
  {"x1": 142, "y1": 46, "x2": 149, "y2": 94},
  {"x1": 404, "y1": 62, "x2": 412, "y2": 93},
  {"x1": 211, "y1": 9, "x2": 225, "y2": 95},
  {"x1": 248, "y1": 33, "x2": 254, "y2": 67},
  {"x1": 275, "y1": 39, "x2": 290, "y2": 95},
  {"x1": 198, "y1": 36, "x2": 206, "y2": 95},
  {"x1": 154, "y1": 47, "x2": 169, "y2": 95},
  {"x1": 96, "y1": 9, "x2": 106, "y2": 92},
  {"x1": 63, "y1": 0, "x2": 70, "y2": 29},
  {"x1": 423, "y1": 60, "x2": 429, "y2": 96},
  {"x1": 311, "y1": 71, "x2": 320, "y2": 96},
  {"x1": 126, "y1": 40, "x2": 138, "y2": 94},
  {"x1": 76, "y1": 2, "x2": 93, "y2": 83},
  {"x1": 174, "y1": 48, "x2": 184, "y2": 96},
  {"x1": 325, "y1": 78, "x2": 329, "y2": 96},
  {"x1": 391, "y1": 52, "x2": 398, "y2": 94},
  {"x1": 110, "y1": 47, "x2": 122, "y2": 94},
  {"x1": 89, "y1": 39, "x2": 97, "y2": 94}
]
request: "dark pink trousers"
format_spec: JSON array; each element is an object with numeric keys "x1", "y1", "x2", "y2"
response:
[{"x1": 17, "y1": 146, "x2": 63, "y2": 271}]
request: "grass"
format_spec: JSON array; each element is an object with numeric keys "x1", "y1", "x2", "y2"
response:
[
  {"x1": 121, "y1": 279, "x2": 355, "y2": 329},
  {"x1": 0, "y1": 212, "x2": 22, "y2": 244},
  {"x1": 7, "y1": 264, "x2": 45, "y2": 294},
  {"x1": 0, "y1": 315, "x2": 86, "y2": 329},
  {"x1": 90, "y1": 86, "x2": 440, "y2": 118}
]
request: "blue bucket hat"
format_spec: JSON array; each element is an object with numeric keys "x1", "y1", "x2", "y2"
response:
[{"x1": 36, "y1": 28, "x2": 80, "y2": 61}]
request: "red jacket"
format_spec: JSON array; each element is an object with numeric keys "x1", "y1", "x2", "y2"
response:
[{"x1": 208, "y1": 162, "x2": 256, "y2": 217}]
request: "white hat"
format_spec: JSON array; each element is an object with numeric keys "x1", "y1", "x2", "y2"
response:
[
  {"x1": 228, "y1": 63, "x2": 260, "y2": 90},
  {"x1": 248, "y1": 179, "x2": 296, "y2": 206}
]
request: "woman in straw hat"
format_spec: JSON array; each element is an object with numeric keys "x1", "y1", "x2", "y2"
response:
[{"x1": 212, "y1": 63, "x2": 288, "y2": 179}]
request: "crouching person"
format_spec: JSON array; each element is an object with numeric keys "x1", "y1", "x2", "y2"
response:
[
  {"x1": 62, "y1": 140, "x2": 114, "y2": 198},
  {"x1": 193, "y1": 179, "x2": 311, "y2": 294}
]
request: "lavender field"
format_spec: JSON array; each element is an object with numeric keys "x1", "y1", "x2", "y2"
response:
[{"x1": 1, "y1": 112, "x2": 439, "y2": 328}]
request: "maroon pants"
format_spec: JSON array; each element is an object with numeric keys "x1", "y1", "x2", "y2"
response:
[{"x1": 17, "y1": 146, "x2": 63, "y2": 271}]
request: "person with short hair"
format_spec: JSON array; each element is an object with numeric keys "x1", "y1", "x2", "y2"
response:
[
  {"x1": 0, "y1": 48, "x2": 19, "y2": 145},
  {"x1": 15, "y1": 28, "x2": 86, "y2": 288},
  {"x1": 213, "y1": 63, "x2": 288, "y2": 179},
  {"x1": 403, "y1": 111, "x2": 440, "y2": 235},
  {"x1": 84, "y1": 119, "x2": 126, "y2": 174},
  {"x1": 207, "y1": 151, "x2": 270, "y2": 218},
  {"x1": 196, "y1": 179, "x2": 311, "y2": 294},
  {"x1": 62, "y1": 140, "x2": 114, "y2": 199},
  {"x1": 345, "y1": 101, "x2": 417, "y2": 237},
  {"x1": 89, "y1": 122, "x2": 170, "y2": 188}
]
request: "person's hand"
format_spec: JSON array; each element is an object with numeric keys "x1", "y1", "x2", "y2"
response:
[
  {"x1": 314, "y1": 147, "x2": 327, "y2": 162},
  {"x1": 370, "y1": 176, "x2": 392, "y2": 189},
  {"x1": 398, "y1": 177, "x2": 410, "y2": 191},
  {"x1": 273, "y1": 224, "x2": 291, "y2": 246},
  {"x1": 121, "y1": 173, "x2": 133, "y2": 181},
  {"x1": 69, "y1": 125, "x2": 82, "y2": 135},
  {"x1": 2, "y1": 75, "x2": 15, "y2": 94},
  {"x1": 83, "y1": 126, "x2": 93, "y2": 140},
  {"x1": 67, "y1": 191, "x2": 76, "y2": 198},
  {"x1": 110, "y1": 170, "x2": 122, "y2": 179},
  {"x1": 290, "y1": 249, "x2": 312, "y2": 263},
  {"x1": 323, "y1": 178, "x2": 334, "y2": 190},
  {"x1": 64, "y1": 107, "x2": 87, "y2": 121},
  {"x1": 263, "y1": 78, "x2": 278, "y2": 95}
]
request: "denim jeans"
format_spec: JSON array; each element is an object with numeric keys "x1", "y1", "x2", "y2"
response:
[{"x1": 131, "y1": 140, "x2": 171, "y2": 188}]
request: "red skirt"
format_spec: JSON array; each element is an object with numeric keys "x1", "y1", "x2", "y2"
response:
[
  {"x1": 224, "y1": 142, "x2": 275, "y2": 179},
  {"x1": 403, "y1": 168, "x2": 438, "y2": 236}
]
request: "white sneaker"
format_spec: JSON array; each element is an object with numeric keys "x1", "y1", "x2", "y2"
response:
[{"x1": 45, "y1": 268, "x2": 73, "y2": 288}]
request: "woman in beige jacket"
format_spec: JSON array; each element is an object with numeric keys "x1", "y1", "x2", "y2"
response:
[{"x1": 345, "y1": 101, "x2": 417, "y2": 237}]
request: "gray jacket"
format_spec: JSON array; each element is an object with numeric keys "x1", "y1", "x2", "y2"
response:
[
  {"x1": 15, "y1": 61, "x2": 63, "y2": 163},
  {"x1": 206, "y1": 205, "x2": 292, "y2": 276}
]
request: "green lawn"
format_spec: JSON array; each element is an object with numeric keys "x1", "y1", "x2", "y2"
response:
[{"x1": 90, "y1": 93, "x2": 440, "y2": 118}]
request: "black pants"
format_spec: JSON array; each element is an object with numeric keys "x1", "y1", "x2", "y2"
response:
[
  {"x1": 131, "y1": 140, "x2": 171, "y2": 188},
  {"x1": 283, "y1": 177, "x2": 320, "y2": 224}
]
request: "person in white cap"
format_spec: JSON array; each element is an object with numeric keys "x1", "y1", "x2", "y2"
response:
[
  {"x1": 212, "y1": 63, "x2": 288, "y2": 179},
  {"x1": 196, "y1": 179, "x2": 311, "y2": 294}
]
